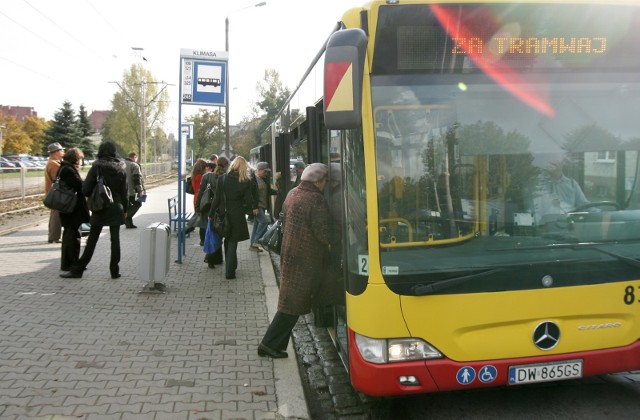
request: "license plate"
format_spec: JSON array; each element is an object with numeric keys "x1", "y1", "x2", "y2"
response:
[{"x1": 508, "y1": 359, "x2": 582, "y2": 385}]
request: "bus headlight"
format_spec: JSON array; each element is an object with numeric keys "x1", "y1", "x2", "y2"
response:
[{"x1": 355, "y1": 333, "x2": 442, "y2": 364}]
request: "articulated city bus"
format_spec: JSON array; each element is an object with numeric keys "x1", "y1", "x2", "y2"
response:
[{"x1": 259, "y1": 0, "x2": 640, "y2": 396}]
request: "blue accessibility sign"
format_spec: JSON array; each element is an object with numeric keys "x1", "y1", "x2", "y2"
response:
[
  {"x1": 478, "y1": 365, "x2": 497, "y2": 383},
  {"x1": 456, "y1": 366, "x2": 476, "y2": 385}
]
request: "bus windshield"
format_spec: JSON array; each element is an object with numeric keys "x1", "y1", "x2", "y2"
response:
[{"x1": 371, "y1": 3, "x2": 640, "y2": 295}]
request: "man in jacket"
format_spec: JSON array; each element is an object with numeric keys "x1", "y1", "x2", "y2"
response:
[
  {"x1": 124, "y1": 152, "x2": 145, "y2": 228},
  {"x1": 250, "y1": 162, "x2": 277, "y2": 251},
  {"x1": 45, "y1": 142, "x2": 64, "y2": 243}
]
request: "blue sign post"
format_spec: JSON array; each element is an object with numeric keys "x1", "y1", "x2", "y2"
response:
[{"x1": 176, "y1": 49, "x2": 228, "y2": 262}]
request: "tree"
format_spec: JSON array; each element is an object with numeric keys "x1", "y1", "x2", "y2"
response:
[
  {"x1": 187, "y1": 108, "x2": 224, "y2": 159},
  {"x1": 249, "y1": 69, "x2": 291, "y2": 146},
  {"x1": 102, "y1": 64, "x2": 170, "y2": 163},
  {"x1": 43, "y1": 101, "x2": 84, "y2": 154},
  {"x1": 77, "y1": 105, "x2": 96, "y2": 158},
  {"x1": 21, "y1": 116, "x2": 49, "y2": 155},
  {"x1": 0, "y1": 116, "x2": 32, "y2": 154}
]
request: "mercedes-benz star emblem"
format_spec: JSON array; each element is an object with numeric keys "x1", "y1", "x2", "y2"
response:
[{"x1": 533, "y1": 321, "x2": 560, "y2": 350}]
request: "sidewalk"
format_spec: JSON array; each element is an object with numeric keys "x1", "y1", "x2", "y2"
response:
[{"x1": 0, "y1": 183, "x2": 309, "y2": 420}]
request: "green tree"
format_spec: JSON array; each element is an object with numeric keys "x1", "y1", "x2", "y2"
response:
[
  {"x1": 77, "y1": 105, "x2": 96, "y2": 158},
  {"x1": 102, "y1": 64, "x2": 169, "y2": 163},
  {"x1": 249, "y1": 69, "x2": 291, "y2": 146},
  {"x1": 43, "y1": 101, "x2": 84, "y2": 154},
  {"x1": 187, "y1": 108, "x2": 224, "y2": 159}
]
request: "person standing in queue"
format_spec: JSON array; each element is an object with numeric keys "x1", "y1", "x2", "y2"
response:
[
  {"x1": 124, "y1": 152, "x2": 145, "y2": 229},
  {"x1": 249, "y1": 162, "x2": 277, "y2": 252},
  {"x1": 45, "y1": 142, "x2": 65, "y2": 243},
  {"x1": 258, "y1": 163, "x2": 330, "y2": 358},
  {"x1": 209, "y1": 156, "x2": 258, "y2": 280},
  {"x1": 198, "y1": 157, "x2": 229, "y2": 268},
  {"x1": 186, "y1": 158, "x2": 208, "y2": 241},
  {"x1": 60, "y1": 141, "x2": 128, "y2": 279},
  {"x1": 58, "y1": 147, "x2": 90, "y2": 271}
]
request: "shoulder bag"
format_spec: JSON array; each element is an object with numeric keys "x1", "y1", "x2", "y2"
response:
[
  {"x1": 212, "y1": 175, "x2": 230, "y2": 237},
  {"x1": 43, "y1": 167, "x2": 77, "y2": 214},
  {"x1": 259, "y1": 212, "x2": 283, "y2": 254},
  {"x1": 88, "y1": 167, "x2": 114, "y2": 212},
  {"x1": 185, "y1": 176, "x2": 195, "y2": 194},
  {"x1": 199, "y1": 174, "x2": 215, "y2": 213}
]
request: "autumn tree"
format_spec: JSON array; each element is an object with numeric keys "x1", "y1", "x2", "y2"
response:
[
  {"x1": 21, "y1": 116, "x2": 49, "y2": 155},
  {"x1": 0, "y1": 115, "x2": 32, "y2": 154},
  {"x1": 102, "y1": 64, "x2": 169, "y2": 163}
]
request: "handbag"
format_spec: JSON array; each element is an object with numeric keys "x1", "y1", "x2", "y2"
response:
[
  {"x1": 185, "y1": 176, "x2": 195, "y2": 194},
  {"x1": 87, "y1": 168, "x2": 114, "y2": 212},
  {"x1": 199, "y1": 178, "x2": 214, "y2": 213},
  {"x1": 43, "y1": 171, "x2": 77, "y2": 214},
  {"x1": 212, "y1": 211, "x2": 229, "y2": 237},
  {"x1": 259, "y1": 215, "x2": 283, "y2": 254},
  {"x1": 203, "y1": 220, "x2": 222, "y2": 254},
  {"x1": 212, "y1": 175, "x2": 230, "y2": 237}
]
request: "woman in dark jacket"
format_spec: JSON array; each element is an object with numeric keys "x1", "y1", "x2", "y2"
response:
[
  {"x1": 209, "y1": 156, "x2": 258, "y2": 279},
  {"x1": 258, "y1": 163, "x2": 330, "y2": 358},
  {"x1": 61, "y1": 142, "x2": 129, "y2": 279},
  {"x1": 197, "y1": 157, "x2": 229, "y2": 268},
  {"x1": 58, "y1": 148, "x2": 90, "y2": 271}
]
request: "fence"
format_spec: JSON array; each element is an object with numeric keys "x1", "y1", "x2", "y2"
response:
[{"x1": 0, "y1": 162, "x2": 172, "y2": 200}]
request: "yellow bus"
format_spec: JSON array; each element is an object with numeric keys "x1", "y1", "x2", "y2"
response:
[{"x1": 260, "y1": 0, "x2": 640, "y2": 396}]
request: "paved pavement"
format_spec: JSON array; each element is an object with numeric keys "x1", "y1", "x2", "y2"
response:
[{"x1": 0, "y1": 183, "x2": 309, "y2": 420}]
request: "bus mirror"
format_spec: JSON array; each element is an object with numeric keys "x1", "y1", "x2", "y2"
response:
[{"x1": 324, "y1": 28, "x2": 368, "y2": 130}]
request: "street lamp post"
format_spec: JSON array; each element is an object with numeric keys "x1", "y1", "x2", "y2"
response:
[{"x1": 224, "y1": 1, "x2": 267, "y2": 159}]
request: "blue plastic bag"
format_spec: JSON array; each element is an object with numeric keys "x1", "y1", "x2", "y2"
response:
[{"x1": 203, "y1": 220, "x2": 222, "y2": 254}]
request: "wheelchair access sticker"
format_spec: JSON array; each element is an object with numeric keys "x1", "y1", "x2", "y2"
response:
[{"x1": 478, "y1": 365, "x2": 497, "y2": 383}]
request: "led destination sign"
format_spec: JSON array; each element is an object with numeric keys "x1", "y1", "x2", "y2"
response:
[
  {"x1": 372, "y1": 3, "x2": 640, "y2": 74},
  {"x1": 451, "y1": 37, "x2": 607, "y2": 56}
]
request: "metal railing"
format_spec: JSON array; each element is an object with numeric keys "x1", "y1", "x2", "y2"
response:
[{"x1": 0, "y1": 162, "x2": 173, "y2": 200}]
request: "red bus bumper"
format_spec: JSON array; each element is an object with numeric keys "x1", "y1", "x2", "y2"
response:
[{"x1": 348, "y1": 330, "x2": 640, "y2": 397}]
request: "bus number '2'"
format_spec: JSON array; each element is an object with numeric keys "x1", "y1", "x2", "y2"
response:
[
  {"x1": 623, "y1": 285, "x2": 639, "y2": 305},
  {"x1": 359, "y1": 255, "x2": 369, "y2": 275}
]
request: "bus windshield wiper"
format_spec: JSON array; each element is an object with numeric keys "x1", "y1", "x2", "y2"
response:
[
  {"x1": 589, "y1": 247, "x2": 640, "y2": 269},
  {"x1": 411, "y1": 268, "x2": 505, "y2": 296}
]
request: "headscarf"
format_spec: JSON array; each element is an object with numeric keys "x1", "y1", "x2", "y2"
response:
[{"x1": 300, "y1": 163, "x2": 328, "y2": 182}]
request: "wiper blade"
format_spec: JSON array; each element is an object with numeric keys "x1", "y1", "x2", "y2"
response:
[
  {"x1": 411, "y1": 268, "x2": 505, "y2": 296},
  {"x1": 590, "y1": 247, "x2": 640, "y2": 269}
]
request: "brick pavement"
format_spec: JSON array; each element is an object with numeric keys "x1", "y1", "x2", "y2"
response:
[{"x1": 0, "y1": 183, "x2": 309, "y2": 420}]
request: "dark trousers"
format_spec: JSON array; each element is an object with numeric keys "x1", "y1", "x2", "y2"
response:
[
  {"x1": 224, "y1": 239, "x2": 238, "y2": 277},
  {"x1": 126, "y1": 196, "x2": 142, "y2": 223},
  {"x1": 71, "y1": 224, "x2": 121, "y2": 277},
  {"x1": 205, "y1": 246, "x2": 223, "y2": 265},
  {"x1": 261, "y1": 311, "x2": 300, "y2": 352},
  {"x1": 60, "y1": 224, "x2": 81, "y2": 270}
]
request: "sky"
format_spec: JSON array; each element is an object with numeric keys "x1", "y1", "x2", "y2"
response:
[{"x1": 0, "y1": 0, "x2": 366, "y2": 131}]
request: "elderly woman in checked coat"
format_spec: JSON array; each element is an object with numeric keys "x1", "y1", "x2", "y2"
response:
[{"x1": 258, "y1": 163, "x2": 331, "y2": 358}]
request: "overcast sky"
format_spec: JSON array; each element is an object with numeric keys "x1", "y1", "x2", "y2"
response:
[{"x1": 1, "y1": 0, "x2": 365, "y2": 131}]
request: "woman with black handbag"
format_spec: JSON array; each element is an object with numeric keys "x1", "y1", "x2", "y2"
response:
[
  {"x1": 58, "y1": 148, "x2": 90, "y2": 271},
  {"x1": 209, "y1": 156, "x2": 258, "y2": 279},
  {"x1": 61, "y1": 142, "x2": 128, "y2": 279}
]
